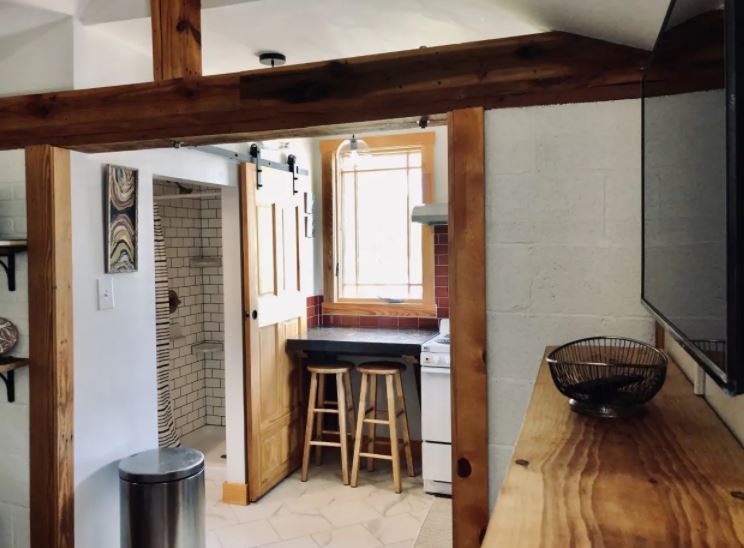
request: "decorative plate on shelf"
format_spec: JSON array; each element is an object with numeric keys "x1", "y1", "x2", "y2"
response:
[{"x1": 0, "y1": 317, "x2": 19, "y2": 355}]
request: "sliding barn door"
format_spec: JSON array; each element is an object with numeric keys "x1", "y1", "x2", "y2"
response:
[{"x1": 240, "y1": 162, "x2": 308, "y2": 501}]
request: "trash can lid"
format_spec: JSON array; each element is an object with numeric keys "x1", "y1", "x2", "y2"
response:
[{"x1": 118, "y1": 447, "x2": 205, "y2": 484}]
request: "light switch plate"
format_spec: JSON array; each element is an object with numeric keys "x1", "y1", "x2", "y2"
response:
[{"x1": 98, "y1": 277, "x2": 115, "y2": 310}]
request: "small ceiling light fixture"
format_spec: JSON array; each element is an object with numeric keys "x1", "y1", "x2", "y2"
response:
[
  {"x1": 258, "y1": 51, "x2": 287, "y2": 68},
  {"x1": 336, "y1": 134, "x2": 370, "y2": 169}
]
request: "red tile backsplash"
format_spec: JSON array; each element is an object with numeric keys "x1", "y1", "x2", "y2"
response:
[
  {"x1": 306, "y1": 224, "x2": 449, "y2": 330},
  {"x1": 306, "y1": 294, "x2": 323, "y2": 328},
  {"x1": 433, "y1": 224, "x2": 449, "y2": 320}
]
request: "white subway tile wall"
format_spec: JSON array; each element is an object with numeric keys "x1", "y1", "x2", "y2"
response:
[
  {"x1": 155, "y1": 183, "x2": 225, "y2": 439},
  {"x1": 202, "y1": 198, "x2": 225, "y2": 426},
  {"x1": 484, "y1": 101, "x2": 654, "y2": 507},
  {"x1": 0, "y1": 149, "x2": 30, "y2": 548}
]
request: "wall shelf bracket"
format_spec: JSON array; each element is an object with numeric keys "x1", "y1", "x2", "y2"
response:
[
  {"x1": 0, "y1": 369, "x2": 15, "y2": 402},
  {"x1": 0, "y1": 358, "x2": 29, "y2": 403},
  {"x1": 0, "y1": 240, "x2": 27, "y2": 292},
  {"x1": 0, "y1": 253, "x2": 16, "y2": 292}
]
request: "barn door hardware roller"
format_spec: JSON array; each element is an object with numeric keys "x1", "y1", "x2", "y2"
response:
[
  {"x1": 250, "y1": 144, "x2": 263, "y2": 189},
  {"x1": 288, "y1": 154, "x2": 299, "y2": 195}
]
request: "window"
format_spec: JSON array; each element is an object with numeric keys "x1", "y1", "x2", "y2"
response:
[{"x1": 321, "y1": 132, "x2": 436, "y2": 316}]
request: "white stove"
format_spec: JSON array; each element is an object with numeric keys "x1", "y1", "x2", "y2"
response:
[
  {"x1": 422, "y1": 334, "x2": 450, "y2": 354},
  {"x1": 420, "y1": 319, "x2": 452, "y2": 496}
]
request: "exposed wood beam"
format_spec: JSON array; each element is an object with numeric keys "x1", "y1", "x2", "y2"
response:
[
  {"x1": 0, "y1": 32, "x2": 646, "y2": 152},
  {"x1": 151, "y1": 0, "x2": 202, "y2": 80},
  {"x1": 25, "y1": 145, "x2": 74, "y2": 548},
  {"x1": 76, "y1": 115, "x2": 449, "y2": 153},
  {"x1": 448, "y1": 108, "x2": 488, "y2": 548}
]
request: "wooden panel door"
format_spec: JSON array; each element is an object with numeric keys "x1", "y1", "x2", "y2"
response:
[{"x1": 240, "y1": 162, "x2": 308, "y2": 501}]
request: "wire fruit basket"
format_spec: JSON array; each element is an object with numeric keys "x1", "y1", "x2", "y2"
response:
[{"x1": 547, "y1": 337, "x2": 668, "y2": 418}]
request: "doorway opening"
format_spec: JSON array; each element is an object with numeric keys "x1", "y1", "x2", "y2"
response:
[
  {"x1": 152, "y1": 179, "x2": 227, "y2": 475},
  {"x1": 225, "y1": 126, "x2": 453, "y2": 548},
  {"x1": 25, "y1": 108, "x2": 486, "y2": 548}
]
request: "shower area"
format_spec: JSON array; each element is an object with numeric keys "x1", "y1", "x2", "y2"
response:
[{"x1": 153, "y1": 179, "x2": 226, "y2": 462}]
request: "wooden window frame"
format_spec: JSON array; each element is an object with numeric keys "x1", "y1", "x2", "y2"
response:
[{"x1": 320, "y1": 132, "x2": 437, "y2": 317}]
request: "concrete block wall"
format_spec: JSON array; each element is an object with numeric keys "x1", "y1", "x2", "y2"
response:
[
  {"x1": 0, "y1": 150, "x2": 30, "y2": 548},
  {"x1": 484, "y1": 100, "x2": 654, "y2": 506}
]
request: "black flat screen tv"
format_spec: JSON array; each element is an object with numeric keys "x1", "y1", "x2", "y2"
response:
[{"x1": 642, "y1": 0, "x2": 744, "y2": 394}]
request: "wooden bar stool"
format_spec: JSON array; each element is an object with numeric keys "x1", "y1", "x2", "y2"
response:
[
  {"x1": 351, "y1": 362, "x2": 415, "y2": 493},
  {"x1": 301, "y1": 362, "x2": 356, "y2": 485}
]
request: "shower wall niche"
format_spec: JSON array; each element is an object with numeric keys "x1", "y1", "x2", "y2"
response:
[{"x1": 154, "y1": 181, "x2": 225, "y2": 439}]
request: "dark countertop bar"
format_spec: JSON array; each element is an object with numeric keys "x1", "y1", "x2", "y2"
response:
[{"x1": 286, "y1": 327, "x2": 437, "y2": 357}]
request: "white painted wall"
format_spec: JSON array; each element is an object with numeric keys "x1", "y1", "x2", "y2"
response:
[
  {"x1": 0, "y1": 150, "x2": 30, "y2": 548},
  {"x1": 221, "y1": 185, "x2": 245, "y2": 484},
  {"x1": 484, "y1": 100, "x2": 654, "y2": 506},
  {"x1": 71, "y1": 147, "x2": 237, "y2": 548}
]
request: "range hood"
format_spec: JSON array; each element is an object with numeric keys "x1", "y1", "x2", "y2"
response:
[{"x1": 411, "y1": 203, "x2": 448, "y2": 225}]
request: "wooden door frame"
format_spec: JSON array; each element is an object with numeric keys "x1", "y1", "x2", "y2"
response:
[
  {"x1": 26, "y1": 115, "x2": 487, "y2": 548},
  {"x1": 448, "y1": 108, "x2": 488, "y2": 546}
]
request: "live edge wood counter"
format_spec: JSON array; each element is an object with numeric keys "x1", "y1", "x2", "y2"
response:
[{"x1": 483, "y1": 348, "x2": 744, "y2": 548}]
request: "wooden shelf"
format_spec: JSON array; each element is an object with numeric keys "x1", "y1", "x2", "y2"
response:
[
  {"x1": 0, "y1": 357, "x2": 28, "y2": 402},
  {"x1": 189, "y1": 256, "x2": 221, "y2": 268},
  {"x1": 0, "y1": 357, "x2": 28, "y2": 373},
  {"x1": 483, "y1": 348, "x2": 744, "y2": 547},
  {"x1": 0, "y1": 239, "x2": 27, "y2": 251},
  {"x1": 192, "y1": 341, "x2": 223, "y2": 355}
]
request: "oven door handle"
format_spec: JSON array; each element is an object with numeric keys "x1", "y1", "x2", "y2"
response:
[{"x1": 421, "y1": 367, "x2": 451, "y2": 375}]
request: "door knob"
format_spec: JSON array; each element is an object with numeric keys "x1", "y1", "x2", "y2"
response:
[{"x1": 251, "y1": 310, "x2": 258, "y2": 320}]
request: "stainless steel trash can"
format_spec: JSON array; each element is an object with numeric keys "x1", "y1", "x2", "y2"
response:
[{"x1": 119, "y1": 447, "x2": 205, "y2": 548}]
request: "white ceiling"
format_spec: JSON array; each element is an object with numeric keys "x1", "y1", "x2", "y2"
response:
[
  {"x1": 0, "y1": 2, "x2": 70, "y2": 38},
  {"x1": 497, "y1": 0, "x2": 670, "y2": 49},
  {"x1": 78, "y1": 0, "x2": 262, "y2": 24},
  {"x1": 1, "y1": 0, "x2": 675, "y2": 75}
]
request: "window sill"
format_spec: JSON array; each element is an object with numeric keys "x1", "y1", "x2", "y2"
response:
[{"x1": 322, "y1": 301, "x2": 437, "y2": 318}]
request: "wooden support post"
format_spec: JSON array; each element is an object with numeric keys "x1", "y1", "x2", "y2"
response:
[
  {"x1": 655, "y1": 321, "x2": 666, "y2": 349},
  {"x1": 25, "y1": 145, "x2": 73, "y2": 548},
  {"x1": 151, "y1": 0, "x2": 202, "y2": 80},
  {"x1": 448, "y1": 108, "x2": 488, "y2": 548}
]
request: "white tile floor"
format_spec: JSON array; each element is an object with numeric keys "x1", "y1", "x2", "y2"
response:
[{"x1": 188, "y1": 427, "x2": 441, "y2": 548}]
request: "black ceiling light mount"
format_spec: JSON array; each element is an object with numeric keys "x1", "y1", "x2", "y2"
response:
[{"x1": 258, "y1": 52, "x2": 287, "y2": 68}]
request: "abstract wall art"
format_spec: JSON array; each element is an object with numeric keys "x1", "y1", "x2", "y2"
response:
[{"x1": 105, "y1": 164, "x2": 138, "y2": 273}]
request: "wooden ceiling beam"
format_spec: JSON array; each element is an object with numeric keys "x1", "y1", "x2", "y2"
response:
[
  {"x1": 151, "y1": 0, "x2": 202, "y2": 80},
  {"x1": 0, "y1": 32, "x2": 646, "y2": 152},
  {"x1": 75, "y1": 115, "x2": 449, "y2": 153}
]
